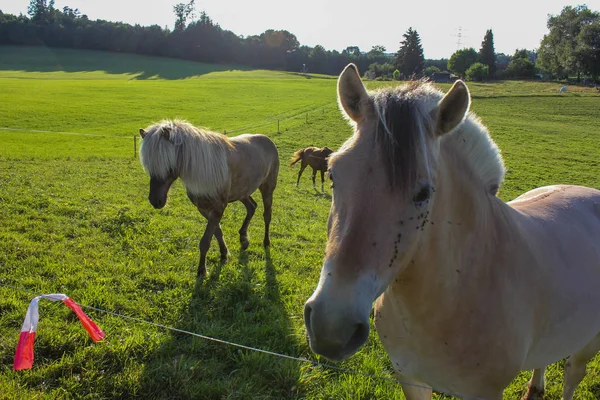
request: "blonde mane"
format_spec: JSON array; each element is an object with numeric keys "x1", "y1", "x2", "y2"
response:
[
  {"x1": 443, "y1": 111, "x2": 505, "y2": 195},
  {"x1": 139, "y1": 119, "x2": 233, "y2": 199}
]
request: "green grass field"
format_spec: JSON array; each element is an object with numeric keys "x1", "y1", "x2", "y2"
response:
[{"x1": 1, "y1": 46, "x2": 600, "y2": 399}]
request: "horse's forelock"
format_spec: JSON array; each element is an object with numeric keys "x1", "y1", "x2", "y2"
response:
[
  {"x1": 139, "y1": 124, "x2": 178, "y2": 179},
  {"x1": 372, "y1": 84, "x2": 435, "y2": 193}
]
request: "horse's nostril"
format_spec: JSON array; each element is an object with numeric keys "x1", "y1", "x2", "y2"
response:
[
  {"x1": 347, "y1": 322, "x2": 369, "y2": 350},
  {"x1": 303, "y1": 304, "x2": 313, "y2": 332}
]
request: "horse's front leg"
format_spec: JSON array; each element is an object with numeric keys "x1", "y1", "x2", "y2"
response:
[
  {"x1": 198, "y1": 208, "x2": 228, "y2": 263},
  {"x1": 320, "y1": 169, "x2": 325, "y2": 193},
  {"x1": 239, "y1": 197, "x2": 257, "y2": 250},
  {"x1": 198, "y1": 209, "x2": 223, "y2": 276},
  {"x1": 521, "y1": 367, "x2": 545, "y2": 400},
  {"x1": 311, "y1": 168, "x2": 317, "y2": 191},
  {"x1": 397, "y1": 374, "x2": 432, "y2": 400}
]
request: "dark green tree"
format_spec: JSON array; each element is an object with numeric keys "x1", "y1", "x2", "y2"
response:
[
  {"x1": 27, "y1": 0, "x2": 55, "y2": 23},
  {"x1": 448, "y1": 48, "x2": 478, "y2": 78},
  {"x1": 538, "y1": 5, "x2": 600, "y2": 80},
  {"x1": 309, "y1": 44, "x2": 327, "y2": 72},
  {"x1": 478, "y1": 29, "x2": 496, "y2": 77},
  {"x1": 173, "y1": 0, "x2": 195, "y2": 32},
  {"x1": 395, "y1": 27, "x2": 425, "y2": 78},
  {"x1": 576, "y1": 20, "x2": 600, "y2": 80},
  {"x1": 507, "y1": 49, "x2": 535, "y2": 79},
  {"x1": 368, "y1": 45, "x2": 386, "y2": 58}
]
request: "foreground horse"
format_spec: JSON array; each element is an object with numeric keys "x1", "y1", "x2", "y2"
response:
[
  {"x1": 304, "y1": 64, "x2": 600, "y2": 399},
  {"x1": 290, "y1": 146, "x2": 334, "y2": 192},
  {"x1": 139, "y1": 119, "x2": 279, "y2": 276}
]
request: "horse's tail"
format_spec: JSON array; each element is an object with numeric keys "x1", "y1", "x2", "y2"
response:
[{"x1": 289, "y1": 148, "x2": 305, "y2": 167}]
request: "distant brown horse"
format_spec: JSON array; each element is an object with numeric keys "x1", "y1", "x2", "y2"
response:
[
  {"x1": 290, "y1": 146, "x2": 334, "y2": 192},
  {"x1": 139, "y1": 119, "x2": 279, "y2": 277}
]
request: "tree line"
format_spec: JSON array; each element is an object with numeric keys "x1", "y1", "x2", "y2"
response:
[
  {"x1": 0, "y1": 0, "x2": 386, "y2": 75},
  {"x1": 1, "y1": 1, "x2": 598, "y2": 82}
]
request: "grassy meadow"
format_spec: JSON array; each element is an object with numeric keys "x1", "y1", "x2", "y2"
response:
[{"x1": 1, "y1": 45, "x2": 600, "y2": 399}]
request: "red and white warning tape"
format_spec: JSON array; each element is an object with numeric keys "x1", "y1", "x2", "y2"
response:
[{"x1": 13, "y1": 293, "x2": 105, "y2": 370}]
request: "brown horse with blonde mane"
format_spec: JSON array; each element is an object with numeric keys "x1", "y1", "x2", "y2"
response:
[
  {"x1": 139, "y1": 119, "x2": 279, "y2": 276},
  {"x1": 290, "y1": 146, "x2": 334, "y2": 192},
  {"x1": 304, "y1": 64, "x2": 600, "y2": 400}
]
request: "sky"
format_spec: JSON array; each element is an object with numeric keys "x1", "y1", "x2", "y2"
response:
[{"x1": 2, "y1": 0, "x2": 600, "y2": 59}]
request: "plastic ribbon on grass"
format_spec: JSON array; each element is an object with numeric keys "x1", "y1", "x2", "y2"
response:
[{"x1": 13, "y1": 293, "x2": 105, "y2": 370}]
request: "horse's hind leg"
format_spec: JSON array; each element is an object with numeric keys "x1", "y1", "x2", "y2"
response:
[
  {"x1": 563, "y1": 333, "x2": 600, "y2": 400},
  {"x1": 296, "y1": 163, "x2": 307, "y2": 187},
  {"x1": 521, "y1": 367, "x2": 546, "y2": 400},
  {"x1": 320, "y1": 169, "x2": 325, "y2": 193},
  {"x1": 239, "y1": 197, "x2": 257, "y2": 250}
]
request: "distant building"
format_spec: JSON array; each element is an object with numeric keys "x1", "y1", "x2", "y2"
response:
[{"x1": 430, "y1": 72, "x2": 458, "y2": 83}]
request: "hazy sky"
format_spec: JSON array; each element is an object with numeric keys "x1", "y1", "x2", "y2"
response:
[{"x1": 2, "y1": 0, "x2": 600, "y2": 59}]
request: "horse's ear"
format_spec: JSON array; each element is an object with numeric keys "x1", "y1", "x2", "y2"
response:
[
  {"x1": 160, "y1": 126, "x2": 171, "y2": 141},
  {"x1": 139, "y1": 129, "x2": 147, "y2": 139},
  {"x1": 434, "y1": 80, "x2": 471, "y2": 136},
  {"x1": 338, "y1": 63, "x2": 370, "y2": 123}
]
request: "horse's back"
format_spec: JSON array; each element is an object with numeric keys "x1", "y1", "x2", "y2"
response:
[
  {"x1": 508, "y1": 184, "x2": 600, "y2": 296},
  {"x1": 509, "y1": 184, "x2": 600, "y2": 220},
  {"x1": 231, "y1": 134, "x2": 278, "y2": 155},
  {"x1": 227, "y1": 134, "x2": 279, "y2": 200}
]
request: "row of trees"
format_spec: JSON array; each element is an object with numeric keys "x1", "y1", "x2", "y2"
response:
[
  {"x1": 0, "y1": 1, "x2": 598, "y2": 81},
  {"x1": 435, "y1": 6, "x2": 599, "y2": 81},
  {"x1": 0, "y1": 0, "x2": 399, "y2": 75},
  {"x1": 377, "y1": 5, "x2": 598, "y2": 82}
]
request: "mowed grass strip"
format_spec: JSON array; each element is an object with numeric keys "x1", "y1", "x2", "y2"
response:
[{"x1": 1, "y1": 47, "x2": 600, "y2": 399}]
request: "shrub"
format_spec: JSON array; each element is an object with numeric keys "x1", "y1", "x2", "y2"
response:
[
  {"x1": 466, "y1": 63, "x2": 489, "y2": 81},
  {"x1": 424, "y1": 66, "x2": 441, "y2": 77},
  {"x1": 393, "y1": 69, "x2": 400, "y2": 80},
  {"x1": 506, "y1": 58, "x2": 535, "y2": 79}
]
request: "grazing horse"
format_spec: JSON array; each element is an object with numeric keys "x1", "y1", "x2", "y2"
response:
[
  {"x1": 303, "y1": 64, "x2": 600, "y2": 400},
  {"x1": 139, "y1": 119, "x2": 279, "y2": 276},
  {"x1": 290, "y1": 146, "x2": 334, "y2": 192}
]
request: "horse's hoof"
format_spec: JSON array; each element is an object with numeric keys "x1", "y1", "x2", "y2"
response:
[
  {"x1": 197, "y1": 268, "x2": 207, "y2": 278},
  {"x1": 263, "y1": 239, "x2": 270, "y2": 247},
  {"x1": 240, "y1": 239, "x2": 250, "y2": 250},
  {"x1": 220, "y1": 252, "x2": 228, "y2": 262},
  {"x1": 521, "y1": 386, "x2": 544, "y2": 400}
]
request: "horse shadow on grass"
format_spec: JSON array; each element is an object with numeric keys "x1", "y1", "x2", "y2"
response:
[{"x1": 138, "y1": 247, "x2": 302, "y2": 399}]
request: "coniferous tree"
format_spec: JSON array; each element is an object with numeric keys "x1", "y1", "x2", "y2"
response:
[
  {"x1": 395, "y1": 27, "x2": 425, "y2": 78},
  {"x1": 478, "y1": 29, "x2": 496, "y2": 78}
]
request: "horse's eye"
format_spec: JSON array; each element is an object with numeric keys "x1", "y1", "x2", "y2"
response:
[{"x1": 413, "y1": 185, "x2": 432, "y2": 206}]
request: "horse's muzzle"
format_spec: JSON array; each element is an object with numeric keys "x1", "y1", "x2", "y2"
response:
[
  {"x1": 303, "y1": 298, "x2": 370, "y2": 362},
  {"x1": 149, "y1": 195, "x2": 166, "y2": 209}
]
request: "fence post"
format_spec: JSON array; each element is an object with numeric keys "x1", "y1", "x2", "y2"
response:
[{"x1": 133, "y1": 135, "x2": 137, "y2": 158}]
